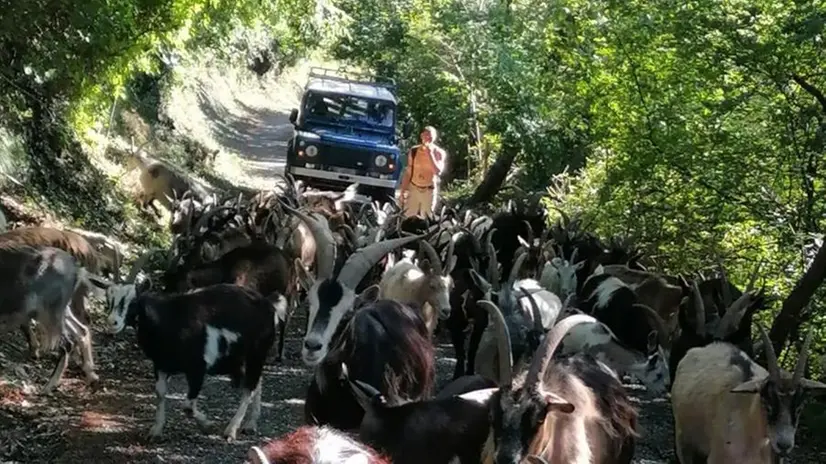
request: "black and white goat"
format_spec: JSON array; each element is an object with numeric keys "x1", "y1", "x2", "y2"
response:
[
  {"x1": 284, "y1": 205, "x2": 422, "y2": 366},
  {"x1": 577, "y1": 271, "x2": 671, "y2": 388},
  {"x1": 0, "y1": 244, "x2": 100, "y2": 393},
  {"x1": 93, "y1": 254, "x2": 280, "y2": 441},
  {"x1": 482, "y1": 314, "x2": 639, "y2": 464}
]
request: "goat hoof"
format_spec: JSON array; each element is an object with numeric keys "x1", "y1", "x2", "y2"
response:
[
  {"x1": 223, "y1": 428, "x2": 239, "y2": 442},
  {"x1": 146, "y1": 429, "x2": 164, "y2": 441}
]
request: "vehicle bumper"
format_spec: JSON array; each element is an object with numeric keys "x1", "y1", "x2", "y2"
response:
[{"x1": 289, "y1": 166, "x2": 397, "y2": 189}]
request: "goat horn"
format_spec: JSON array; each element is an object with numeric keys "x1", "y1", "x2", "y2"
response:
[
  {"x1": 746, "y1": 258, "x2": 763, "y2": 293},
  {"x1": 519, "y1": 287, "x2": 545, "y2": 332},
  {"x1": 419, "y1": 240, "x2": 444, "y2": 275},
  {"x1": 337, "y1": 235, "x2": 424, "y2": 291},
  {"x1": 691, "y1": 281, "x2": 706, "y2": 337},
  {"x1": 478, "y1": 300, "x2": 513, "y2": 386},
  {"x1": 444, "y1": 238, "x2": 455, "y2": 276},
  {"x1": 486, "y1": 232, "x2": 501, "y2": 292},
  {"x1": 339, "y1": 224, "x2": 358, "y2": 246},
  {"x1": 525, "y1": 314, "x2": 598, "y2": 390},
  {"x1": 507, "y1": 251, "x2": 528, "y2": 289},
  {"x1": 793, "y1": 327, "x2": 815, "y2": 384},
  {"x1": 714, "y1": 291, "x2": 753, "y2": 339},
  {"x1": 569, "y1": 247, "x2": 579, "y2": 264},
  {"x1": 522, "y1": 220, "x2": 535, "y2": 245},
  {"x1": 283, "y1": 204, "x2": 337, "y2": 281},
  {"x1": 716, "y1": 256, "x2": 732, "y2": 307},
  {"x1": 112, "y1": 244, "x2": 123, "y2": 284},
  {"x1": 459, "y1": 226, "x2": 482, "y2": 254},
  {"x1": 757, "y1": 324, "x2": 781, "y2": 382},
  {"x1": 636, "y1": 303, "x2": 669, "y2": 348},
  {"x1": 419, "y1": 239, "x2": 443, "y2": 275},
  {"x1": 463, "y1": 209, "x2": 473, "y2": 227},
  {"x1": 126, "y1": 249, "x2": 163, "y2": 283}
]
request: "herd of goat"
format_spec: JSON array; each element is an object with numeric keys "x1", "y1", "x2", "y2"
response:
[{"x1": 1, "y1": 176, "x2": 825, "y2": 464}]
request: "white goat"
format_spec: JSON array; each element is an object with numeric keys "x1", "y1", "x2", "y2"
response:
[
  {"x1": 672, "y1": 325, "x2": 826, "y2": 463},
  {"x1": 378, "y1": 240, "x2": 455, "y2": 335}
]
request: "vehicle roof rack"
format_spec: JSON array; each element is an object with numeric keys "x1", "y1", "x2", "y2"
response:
[{"x1": 308, "y1": 67, "x2": 397, "y2": 92}]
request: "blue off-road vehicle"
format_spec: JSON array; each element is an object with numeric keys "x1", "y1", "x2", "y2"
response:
[{"x1": 286, "y1": 68, "x2": 412, "y2": 202}]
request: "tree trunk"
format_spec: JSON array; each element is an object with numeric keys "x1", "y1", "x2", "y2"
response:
[
  {"x1": 468, "y1": 139, "x2": 520, "y2": 206},
  {"x1": 768, "y1": 241, "x2": 826, "y2": 355}
]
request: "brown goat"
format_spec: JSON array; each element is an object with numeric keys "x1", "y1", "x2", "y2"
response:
[{"x1": 0, "y1": 226, "x2": 111, "y2": 360}]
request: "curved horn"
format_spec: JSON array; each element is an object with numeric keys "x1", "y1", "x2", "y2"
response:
[
  {"x1": 522, "y1": 220, "x2": 534, "y2": 245},
  {"x1": 793, "y1": 328, "x2": 814, "y2": 384},
  {"x1": 126, "y1": 249, "x2": 164, "y2": 283},
  {"x1": 715, "y1": 291, "x2": 753, "y2": 338},
  {"x1": 716, "y1": 257, "x2": 732, "y2": 307},
  {"x1": 459, "y1": 226, "x2": 482, "y2": 254},
  {"x1": 339, "y1": 224, "x2": 358, "y2": 246},
  {"x1": 420, "y1": 240, "x2": 443, "y2": 275},
  {"x1": 338, "y1": 235, "x2": 424, "y2": 290},
  {"x1": 525, "y1": 314, "x2": 598, "y2": 390},
  {"x1": 519, "y1": 287, "x2": 545, "y2": 332},
  {"x1": 112, "y1": 244, "x2": 123, "y2": 284},
  {"x1": 463, "y1": 209, "x2": 473, "y2": 227},
  {"x1": 691, "y1": 281, "x2": 706, "y2": 336},
  {"x1": 443, "y1": 238, "x2": 456, "y2": 276},
  {"x1": 478, "y1": 300, "x2": 513, "y2": 386},
  {"x1": 636, "y1": 303, "x2": 669, "y2": 348},
  {"x1": 756, "y1": 324, "x2": 781, "y2": 382},
  {"x1": 486, "y1": 233, "x2": 501, "y2": 291},
  {"x1": 283, "y1": 204, "x2": 337, "y2": 280},
  {"x1": 507, "y1": 251, "x2": 528, "y2": 289}
]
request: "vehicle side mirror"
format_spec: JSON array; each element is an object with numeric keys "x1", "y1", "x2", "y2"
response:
[
  {"x1": 402, "y1": 118, "x2": 413, "y2": 138},
  {"x1": 289, "y1": 108, "x2": 298, "y2": 126}
]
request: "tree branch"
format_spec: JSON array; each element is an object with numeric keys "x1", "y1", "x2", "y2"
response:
[{"x1": 792, "y1": 74, "x2": 826, "y2": 115}]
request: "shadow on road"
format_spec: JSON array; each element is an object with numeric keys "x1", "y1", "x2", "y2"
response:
[{"x1": 195, "y1": 88, "x2": 291, "y2": 167}]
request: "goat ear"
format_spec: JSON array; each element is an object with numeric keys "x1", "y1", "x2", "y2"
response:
[
  {"x1": 294, "y1": 258, "x2": 313, "y2": 291},
  {"x1": 354, "y1": 284, "x2": 380, "y2": 309},
  {"x1": 543, "y1": 392, "x2": 575, "y2": 413},
  {"x1": 574, "y1": 260, "x2": 585, "y2": 270},
  {"x1": 731, "y1": 377, "x2": 767, "y2": 393},
  {"x1": 646, "y1": 330, "x2": 658, "y2": 353},
  {"x1": 135, "y1": 275, "x2": 152, "y2": 293},
  {"x1": 458, "y1": 387, "x2": 499, "y2": 405},
  {"x1": 517, "y1": 235, "x2": 530, "y2": 248}
]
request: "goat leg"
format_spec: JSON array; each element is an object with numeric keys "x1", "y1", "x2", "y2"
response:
[
  {"x1": 65, "y1": 309, "x2": 99, "y2": 386},
  {"x1": 241, "y1": 380, "x2": 263, "y2": 434},
  {"x1": 41, "y1": 337, "x2": 71, "y2": 395},
  {"x1": 148, "y1": 371, "x2": 170, "y2": 439},
  {"x1": 224, "y1": 387, "x2": 255, "y2": 442},
  {"x1": 184, "y1": 370, "x2": 213, "y2": 432},
  {"x1": 21, "y1": 321, "x2": 41, "y2": 360}
]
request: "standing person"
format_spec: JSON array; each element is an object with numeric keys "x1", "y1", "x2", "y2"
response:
[{"x1": 398, "y1": 126, "x2": 447, "y2": 218}]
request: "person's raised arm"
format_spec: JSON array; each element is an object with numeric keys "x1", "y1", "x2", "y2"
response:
[{"x1": 428, "y1": 146, "x2": 446, "y2": 175}]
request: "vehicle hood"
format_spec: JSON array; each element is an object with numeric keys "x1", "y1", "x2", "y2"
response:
[{"x1": 299, "y1": 127, "x2": 397, "y2": 151}]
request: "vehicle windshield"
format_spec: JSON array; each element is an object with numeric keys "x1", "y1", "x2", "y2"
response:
[{"x1": 304, "y1": 91, "x2": 395, "y2": 129}]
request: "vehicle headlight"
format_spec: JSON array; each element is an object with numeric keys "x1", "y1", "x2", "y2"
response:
[
  {"x1": 374, "y1": 154, "x2": 388, "y2": 167},
  {"x1": 305, "y1": 145, "x2": 318, "y2": 157}
]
